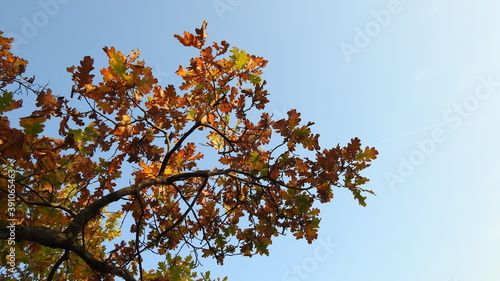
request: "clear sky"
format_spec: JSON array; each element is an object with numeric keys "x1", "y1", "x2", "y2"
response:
[{"x1": 1, "y1": 0, "x2": 500, "y2": 280}]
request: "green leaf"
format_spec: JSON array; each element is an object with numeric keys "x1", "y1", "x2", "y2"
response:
[
  {"x1": 104, "y1": 47, "x2": 129, "y2": 79},
  {"x1": 68, "y1": 124, "x2": 98, "y2": 143},
  {"x1": 110, "y1": 54, "x2": 126, "y2": 76},
  {"x1": 249, "y1": 151, "x2": 259, "y2": 166},
  {"x1": 254, "y1": 239, "x2": 270, "y2": 256},
  {"x1": 208, "y1": 132, "x2": 224, "y2": 151},
  {"x1": 352, "y1": 189, "x2": 367, "y2": 207},
  {"x1": 293, "y1": 127, "x2": 310, "y2": 138},
  {"x1": 187, "y1": 108, "x2": 197, "y2": 121},
  {"x1": 83, "y1": 123, "x2": 99, "y2": 139},
  {"x1": 67, "y1": 124, "x2": 98, "y2": 155},
  {"x1": 0, "y1": 91, "x2": 14, "y2": 114},
  {"x1": 0, "y1": 91, "x2": 22, "y2": 114},
  {"x1": 296, "y1": 194, "x2": 311, "y2": 214},
  {"x1": 221, "y1": 114, "x2": 230, "y2": 123},
  {"x1": 19, "y1": 116, "x2": 47, "y2": 138},
  {"x1": 355, "y1": 146, "x2": 378, "y2": 161},
  {"x1": 229, "y1": 47, "x2": 248, "y2": 70},
  {"x1": 278, "y1": 152, "x2": 289, "y2": 166},
  {"x1": 259, "y1": 163, "x2": 269, "y2": 177},
  {"x1": 248, "y1": 74, "x2": 262, "y2": 85}
]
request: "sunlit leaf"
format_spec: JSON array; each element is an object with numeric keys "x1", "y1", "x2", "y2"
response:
[{"x1": 229, "y1": 47, "x2": 248, "y2": 70}]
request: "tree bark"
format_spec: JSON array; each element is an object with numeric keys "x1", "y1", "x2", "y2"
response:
[{"x1": 0, "y1": 224, "x2": 136, "y2": 281}]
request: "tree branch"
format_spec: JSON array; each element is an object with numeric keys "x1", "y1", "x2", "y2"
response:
[
  {"x1": 0, "y1": 170, "x2": 235, "y2": 280},
  {"x1": 0, "y1": 224, "x2": 136, "y2": 281},
  {"x1": 0, "y1": 224, "x2": 69, "y2": 248},
  {"x1": 158, "y1": 121, "x2": 202, "y2": 176},
  {"x1": 47, "y1": 249, "x2": 69, "y2": 281},
  {"x1": 65, "y1": 176, "x2": 167, "y2": 238}
]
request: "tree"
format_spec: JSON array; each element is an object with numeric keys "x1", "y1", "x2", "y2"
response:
[{"x1": 0, "y1": 22, "x2": 378, "y2": 280}]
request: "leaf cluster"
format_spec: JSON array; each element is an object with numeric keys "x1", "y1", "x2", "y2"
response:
[{"x1": 0, "y1": 22, "x2": 377, "y2": 280}]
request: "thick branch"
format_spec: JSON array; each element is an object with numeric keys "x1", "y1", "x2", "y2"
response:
[
  {"x1": 0, "y1": 224, "x2": 70, "y2": 248},
  {"x1": 0, "y1": 170, "x2": 234, "y2": 280},
  {"x1": 66, "y1": 170, "x2": 233, "y2": 238},
  {"x1": 71, "y1": 243, "x2": 135, "y2": 281},
  {"x1": 65, "y1": 177, "x2": 168, "y2": 237},
  {"x1": 0, "y1": 224, "x2": 135, "y2": 281}
]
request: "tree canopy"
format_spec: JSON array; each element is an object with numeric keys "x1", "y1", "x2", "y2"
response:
[{"x1": 0, "y1": 22, "x2": 378, "y2": 280}]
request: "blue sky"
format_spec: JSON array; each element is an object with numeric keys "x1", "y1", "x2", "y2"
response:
[{"x1": 1, "y1": 0, "x2": 500, "y2": 280}]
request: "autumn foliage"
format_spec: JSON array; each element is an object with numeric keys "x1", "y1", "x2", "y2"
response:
[{"x1": 0, "y1": 22, "x2": 378, "y2": 280}]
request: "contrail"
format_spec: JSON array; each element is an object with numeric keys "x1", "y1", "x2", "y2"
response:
[{"x1": 377, "y1": 120, "x2": 452, "y2": 144}]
